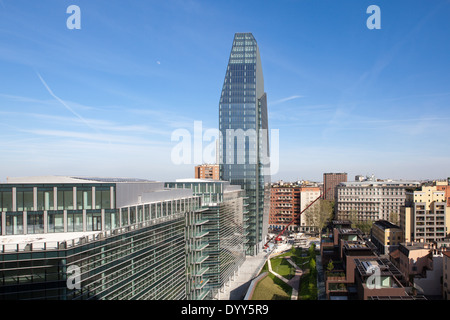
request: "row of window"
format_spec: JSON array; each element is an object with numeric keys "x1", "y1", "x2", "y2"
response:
[
  {"x1": 0, "y1": 187, "x2": 112, "y2": 212},
  {"x1": 0, "y1": 196, "x2": 201, "y2": 236}
]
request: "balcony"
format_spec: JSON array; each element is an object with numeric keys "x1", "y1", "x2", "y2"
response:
[
  {"x1": 328, "y1": 282, "x2": 347, "y2": 292},
  {"x1": 195, "y1": 219, "x2": 209, "y2": 226},
  {"x1": 191, "y1": 242, "x2": 209, "y2": 251},
  {"x1": 326, "y1": 272, "x2": 346, "y2": 282},
  {"x1": 194, "y1": 266, "x2": 209, "y2": 276},
  {"x1": 195, "y1": 279, "x2": 209, "y2": 290},
  {"x1": 194, "y1": 231, "x2": 209, "y2": 239},
  {"x1": 194, "y1": 255, "x2": 209, "y2": 264}
]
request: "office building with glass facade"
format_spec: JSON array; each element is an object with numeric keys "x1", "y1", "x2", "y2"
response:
[
  {"x1": 165, "y1": 179, "x2": 246, "y2": 299},
  {"x1": 218, "y1": 32, "x2": 270, "y2": 255},
  {"x1": 0, "y1": 176, "x2": 210, "y2": 300}
]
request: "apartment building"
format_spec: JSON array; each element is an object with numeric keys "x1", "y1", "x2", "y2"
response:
[
  {"x1": 400, "y1": 184, "x2": 450, "y2": 243},
  {"x1": 444, "y1": 251, "x2": 450, "y2": 300},
  {"x1": 436, "y1": 180, "x2": 450, "y2": 207},
  {"x1": 320, "y1": 220, "x2": 427, "y2": 300},
  {"x1": 299, "y1": 187, "x2": 321, "y2": 233},
  {"x1": 370, "y1": 220, "x2": 403, "y2": 255},
  {"x1": 268, "y1": 183, "x2": 300, "y2": 232},
  {"x1": 321, "y1": 222, "x2": 414, "y2": 300},
  {"x1": 268, "y1": 182, "x2": 322, "y2": 233},
  {"x1": 194, "y1": 164, "x2": 220, "y2": 180},
  {"x1": 354, "y1": 257, "x2": 410, "y2": 300},
  {"x1": 335, "y1": 180, "x2": 420, "y2": 222},
  {"x1": 394, "y1": 242, "x2": 443, "y2": 297},
  {"x1": 323, "y1": 173, "x2": 347, "y2": 201}
]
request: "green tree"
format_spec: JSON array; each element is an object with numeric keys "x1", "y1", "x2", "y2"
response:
[
  {"x1": 327, "y1": 259, "x2": 334, "y2": 273},
  {"x1": 389, "y1": 211, "x2": 399, "y2": 225},
  {"x1": 304, "y1": 199, "x2": 334, "y2": 235}
]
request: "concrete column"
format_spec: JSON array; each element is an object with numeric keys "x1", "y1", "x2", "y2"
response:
[
  {"x1": 23, "y1": 211, "x2": 27, "y2": 235},
  {"x1": 33, "y1": 187, "x2": 37, "y2": 211},
  {"x1": 43, "y1": 211, "x2": 48, "y2": 233},
  {"x1": 110, "y1": 186, "x2": 115, "y2": 209},
  {"x1": 92, "y1": 187, "x2": 96, "y2": 209},
  {"x1": 101, "y1": 209, "x2": 105, "y2": 231},
  {"x1": 83, "y1": 209, "x2": 86, "y2": 232},
  {"x1": 1, "y1": 212, "x2": 5, "y2": 236},
  {"x1": 73, "y1": 187, "x2": 77, "y2": 210},
  {"x1": 12, "y1": 187, "x2": 16, "y2": 211},
  {"x1": 53, "y1": 187, "x2": 57, "y2": 210}
]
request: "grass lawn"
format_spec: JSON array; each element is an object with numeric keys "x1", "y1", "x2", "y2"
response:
[
  {"x1": 270, "y1": 257, "x2": 296, "y2": 280},
  {"x1": 251, "y1": 273, "x2": 292, "y2": 300},
  {"x1": 298, "y1": 268, "x2": 318, "y2": 300}
]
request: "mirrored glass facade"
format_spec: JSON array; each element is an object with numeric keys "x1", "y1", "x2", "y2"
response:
[
  {"x1": 219, "y1": 33, "x2": 270, "y2": 255},
  {"x1": 0, "y1": 178, "x2": 210, "y2": 300},
  {"x1": 166, "y1": 181, "x2": 246, "y2": 298}
]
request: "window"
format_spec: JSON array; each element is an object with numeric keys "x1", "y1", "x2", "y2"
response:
[
  {"x1": 37, "y1": 189, "x2": 54, "y2": 211},
  {"x1": 27, "y1": 212, "x2": 44, "y2": 234},
  {"x1": 121, "y1": 208, "x2": 128, "y2": 226},
  {"x1": 95, "y1": 188, "x2": 111, "y2": 209},
  {"x1": 6, "y1": 212, "x2": 23, "y2": 235},
  {"x1": 137, "y1": 206, "x2": 143, "y2": 223},
  {"x1": 87, "y1": 211, "x2": 101, "y2": 231},
  {"x1": 0, "y1": 190, "x2": 13, "y2": 211},
  {"x1": 144, "y1": 205, "x2": 150, "y2": 221},
  {"x1": 16, "y1": 188, "x2": 34, "y2": 211},
  {"x1": 130, "y1": 207, "x2": 136, "y2": 224},
  {"x1": 47, "y1": 211, "x2": 64, "y2": 233},
  {"x1": 57, "y1": 189, "x2": 73, "y2": 210},
  {"x1": 67, "y1": 211, "x2": 83, "y2": 232},
  {"x1": 105, "y1": 210, "x2": 119, "y2": 230},
  {"x1": 150, "y1": 204, "x2": 155, "y2": 219},
  {"x1": 76, "y1": 188, "x2": 92, "y2": 210}
]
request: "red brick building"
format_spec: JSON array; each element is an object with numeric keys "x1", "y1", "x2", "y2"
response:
[
  {"x1": 269, "y1": 183, "x2": 300, "y2": 232},
  {"x1": 323, "y1": 172, "x2": 347, "y2": 201}
]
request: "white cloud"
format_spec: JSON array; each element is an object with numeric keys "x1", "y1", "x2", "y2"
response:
[{"x1": 270, "y1": 95, "x2": 304, "y2": 106}]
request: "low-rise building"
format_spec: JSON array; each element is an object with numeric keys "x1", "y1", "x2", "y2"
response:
[
  {"x1": 395, "y1": 242, "x2": 443, "y2": 297},
  {"x1": 443, "y1": 251, "x2": 450, "y2": 300},
  {"x1": 0, "y1": 176, "x2": 246, "y2": 300},
  {"x1": 371, "y1": 220, "x2": 403, "y2": 255},
  {"x1": 354, "y1": 257, "x2": 408, "y2": 300},
  {"x1": 321, "y1": 220, "x2": 422, "y2": 300}
]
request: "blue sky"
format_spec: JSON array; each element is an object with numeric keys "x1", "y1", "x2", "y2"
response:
[{"x1": 0, "y1": 0, "x2": 449, "y2": 182}]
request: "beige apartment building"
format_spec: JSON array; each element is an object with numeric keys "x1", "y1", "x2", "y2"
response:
[
  {"x1": 371, "y1": 220, "x2": 403, "y2": 254},
  {"x1": 299, "y1": 186, "x2": 321, "y2": 233},
  {"x1": 400, "y1": 184, "x2": 450, "y2": 243},
  {"x1": 335, "y1": 180, "x2": 420, "y2": 222}
]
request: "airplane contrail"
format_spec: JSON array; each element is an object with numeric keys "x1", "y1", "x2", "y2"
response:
[{"x1": 35, "y1": 71, "x2": 101, "y2": 134}]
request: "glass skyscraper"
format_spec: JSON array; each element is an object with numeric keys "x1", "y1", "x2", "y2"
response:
[{"x1": 218, "y1": 33, "x2": 270, "y2": 255}]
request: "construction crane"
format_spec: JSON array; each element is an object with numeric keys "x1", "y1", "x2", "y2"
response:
[{"x1": 263, "y1": 188, "x2": 330, "y2": 249}]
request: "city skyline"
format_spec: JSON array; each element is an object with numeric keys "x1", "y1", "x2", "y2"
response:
[{"x1": 1, "y1": 1, "x2": 450, "y2": 183}]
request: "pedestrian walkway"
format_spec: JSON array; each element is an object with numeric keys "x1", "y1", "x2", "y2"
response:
[
  {"x1": 216, "y1": 250, "x2": 270, "y2": 300},
  {"x1": 267, "y1": 254, "x2": 303, "y2": 300}
]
